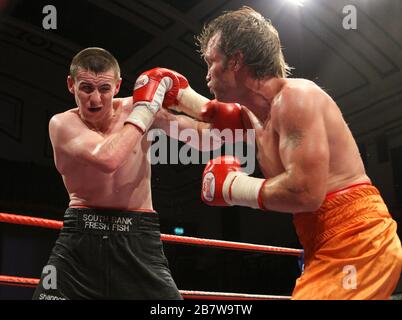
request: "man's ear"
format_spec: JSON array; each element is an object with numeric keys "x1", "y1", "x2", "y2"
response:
[
  {"x1": 67, "y1": 75, "x2": 75, "y2": 94},
  {"x1": 228, "y1": 51, "x2": 244, "y2": 72},
  {"x1": 114, "y1": 78, "x2": 122, "y2": 97}
]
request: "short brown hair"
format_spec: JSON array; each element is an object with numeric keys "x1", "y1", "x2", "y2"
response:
[
  {"x1": 69, "y1": 47, "x2": 120, "y2": 81},
  {"x1": 197, "y1": 6, "x2": 291, "y2": 78}
]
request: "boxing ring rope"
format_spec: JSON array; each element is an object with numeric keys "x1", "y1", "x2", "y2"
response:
[
  {"x1": 0, "y1": 275, "x2": 39, "y2": 288},
  {"x1": 0, "y1": 212, "x2": 302, "y2": 256},
  {"x1": 0, "y1": 212, "x2": 301, "y2": 300},
  {"x1": 0, "y1": 275, "x2": 290, "y2": 300}
]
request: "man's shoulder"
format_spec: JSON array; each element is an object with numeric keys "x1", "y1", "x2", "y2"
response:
[
  {"x1": 50, "y1": 108, "x2": 79, "y2": 124},
  {"x1": 271, "y1": 79, "x2": 328, "y2": 126},
  {"x1": 275, "y1": 79, "x2": 327, "y2": 108},
  {"x1": 281, "y1": 78, "x2": 321, "y2": 97},
  {"x1": 49, "y1": 108, "x2": 81, "y2": 140}
]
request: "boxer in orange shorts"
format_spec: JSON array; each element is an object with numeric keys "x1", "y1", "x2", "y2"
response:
[
  {"x1": 292, "y1": 183, "x2": 402, "y2": 299},
  {"x1": 154, "y1": 7, "x2": 402, "y2": 299}
]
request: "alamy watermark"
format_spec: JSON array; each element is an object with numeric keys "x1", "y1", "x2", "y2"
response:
[
  {"x1": 42, "y1": 5, "x2": 57, "y2": 30},
  {"x1": 342, "y1": 265, "x2": 357, "y2": 290},
  {"x1": 146, "y1": 121, "x2": 256, "y2": 174},
  {"x1": 41, "y1": 264, "x2": 57, "y2": 290},
  {"x1": 342, "y1": 5, "x2": 357, "y2": 30}
]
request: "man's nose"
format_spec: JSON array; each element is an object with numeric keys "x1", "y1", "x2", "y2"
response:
[
  {"x1": 90, "y1": 90, "x2": 101, "y2": 104},
  {"x1": 206, "y1": 70, "x2": 211, "y2": 82}
]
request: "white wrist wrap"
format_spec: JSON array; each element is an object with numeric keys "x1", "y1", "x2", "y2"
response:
[
  {"x1": 223, "y1": 172, "x2": 265, "y2": 209},
  {"x1": 125, "y1": 77, "x2": 172, "y2": 133},
  {"x1": 125, "y1": 104, "x2": 155, "y2": 133},
  {"x1": 176, "y1": 86, "x2": 210, "y2": 118}
]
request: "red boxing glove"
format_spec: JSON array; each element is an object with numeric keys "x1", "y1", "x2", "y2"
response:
[
  {"x1": 161, "y1": 69, "x2": 189, "y2": 108},
  {"x1": 201, "y1": 100, "x2": 244, "y2": 132},
  {"x1": 201, "y1": 155, "x2": 267, "y2": 209},
  {"x1": 201, "y1": 155, "x2": 242, "y2": 206},
  {"x1": 133, "y1": 67, "x2": 188, "y2": 107},
  {"x1": 126, "y1": 67, "x2": 188, "y2": 133},
  {"x1": 133, "y1": 67, "x2": 188, "y2": 108}
]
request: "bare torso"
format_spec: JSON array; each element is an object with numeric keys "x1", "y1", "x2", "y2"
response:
[
  {"x1": 252, "y1": 78, "x2": 370, "y2": 194},
  {"x1": 53, "y1": 103, "x2": 153, "y2": 211}
]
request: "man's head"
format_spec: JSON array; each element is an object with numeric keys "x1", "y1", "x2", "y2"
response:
[
  {"x1": 197, "y1": 7, "x2": 291, "y2": 100},
  {"x1": 67, "y1": 47, "x2": 122, "y2": 124},
  {"x1": 69, "y1": 47, "x2": 121, "y2": 82}
]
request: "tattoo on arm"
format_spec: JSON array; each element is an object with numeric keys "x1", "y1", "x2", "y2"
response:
[{"x1": 285, "y1": 127, "x2": 304, "y2": 149}]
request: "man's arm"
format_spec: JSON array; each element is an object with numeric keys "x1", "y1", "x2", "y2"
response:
[
  {"x1": 114, "y1": 95, "x2": 224, "y2": 152},
  {"x1": 49, "y1": 111, "x2": 143, "y2": 174},
  {"x1": 201, "y1": 86, "x2": 329, "y2": 213},
  {"x1": 152, "y1": 109, "x2": 223, "y2": 151},
  {"x1": 175, "y1": 86, "x2": 210, "y2": 119},
  {"x1": 133, "y1": 68, "x2": 246, "y2": 141},
  {"x1": 259, "y1": 87, "x2": 329, "y2": 212}
]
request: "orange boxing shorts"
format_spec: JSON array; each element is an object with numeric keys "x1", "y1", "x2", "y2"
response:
[{"x1": 292, "y1": 183, "x2": 402, "y2": 300}]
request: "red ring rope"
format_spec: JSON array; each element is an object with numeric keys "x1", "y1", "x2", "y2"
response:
[
  {"x1": 0, "y1": 212, "x2": 297, "y2": 300},
  {"x1": 0, "y1": 212, "x2": 303, "y2": 256},
  {"x1": 0, "y1": 275, "x2": 291, "y2": 300}
]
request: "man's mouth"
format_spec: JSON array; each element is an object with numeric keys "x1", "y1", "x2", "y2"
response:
[{"x1": 88, "y1": 107, "x2": 102, "y2": 113}]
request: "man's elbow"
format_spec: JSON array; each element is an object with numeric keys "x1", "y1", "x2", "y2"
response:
[
  {"x1": 99, "y1": 161, "x2": 120, "y2": 174},
  {"x1": 290, "y1": 178, "x2": 326, "y2": 212},
  {"x1": 288, "y1": 169, "x2": 327, "y2": 212},
  {"x1": 91, "y1": 151, "x2": 122, "y2": 174},
  {"x1": 296, "y1": 189, "x2": 326, "y2": 212}
]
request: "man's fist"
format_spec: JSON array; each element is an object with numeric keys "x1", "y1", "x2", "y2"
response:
[
  {"x1": 160, "y1": 69, "x2": 189, "y2": 108},
  {"x1": 134, "y1": 67, "x2": 188, "y2": 107},
  {"x1": 133, "y1": 67, "x2": 188, "y2": 107},
  {"x1": 201, "y1": 155, "x2": 267, "y2": 209},
  {"x1": 125, "y1": 68, "x2": 188, "y2": 133},
  {"x1": 201, "y1": 155, "x2": 242, "y2": 206},
  {"x1": 201, "y1": 100, "x2": 244, "y2": 132}
]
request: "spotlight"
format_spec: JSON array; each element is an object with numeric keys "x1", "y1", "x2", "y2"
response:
[{"x1": 285, "y1": 0, "x2": 306, "y2": 7}]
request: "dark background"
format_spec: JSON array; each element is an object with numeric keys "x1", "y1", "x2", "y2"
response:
[{"x1": 0, "y1": 0, "x2": 401, "y2": 299}]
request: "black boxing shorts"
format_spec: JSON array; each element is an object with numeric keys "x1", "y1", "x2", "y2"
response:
[{"x1": 32, "y1": 207, "x2": 182, "y2": 300}]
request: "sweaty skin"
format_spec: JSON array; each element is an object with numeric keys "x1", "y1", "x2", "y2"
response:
[
  {"x1": 202, "y1": 33, "x2": 370, "y2": 213},
  {"x1": 246, "y1": 79, "x2": 370, "y2": 213},
  {"x1": 194, "y1": 27, "x2": 401, "y2": 300},
  {"x1": 50, "y1": 69, "x2": 211, "y2": 212}
]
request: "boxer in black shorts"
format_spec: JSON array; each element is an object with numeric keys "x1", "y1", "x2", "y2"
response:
[
  {"x1": 36, "y1": 47, "x2": 213, "y2": 300},
  {"x1": 33, "y1": 208, "x2": 181, "y2": 299}
]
